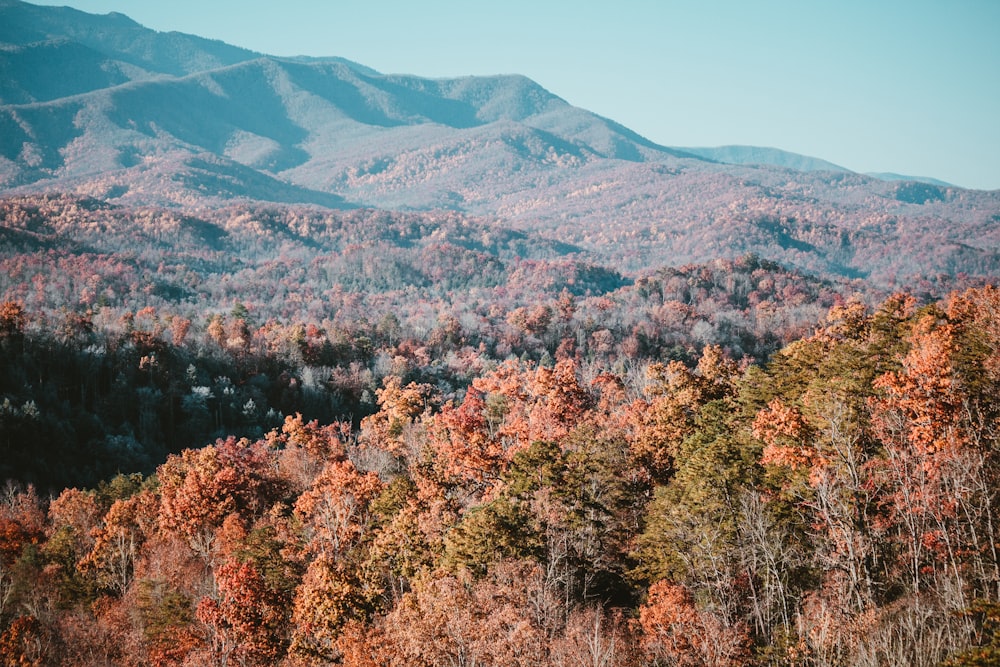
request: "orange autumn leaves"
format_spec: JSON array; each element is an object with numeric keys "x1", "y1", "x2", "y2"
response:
[{"x1": 2, "y1": 286, "x2": 1000, "y2": 665}]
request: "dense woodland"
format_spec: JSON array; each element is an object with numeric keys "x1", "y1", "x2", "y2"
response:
[
  {"x1": 3, "y1": 7, "x2": 1000, "y2": 663},
  {"x1": 0, "y1": 195, "x2": 858, "y2": 490},
  {"x1": 2, "y1": 195, "x2": 1000, "y2": 665}
]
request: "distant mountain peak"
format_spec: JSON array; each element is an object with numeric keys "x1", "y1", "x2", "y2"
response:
[
  {"x1": 0, "y1": 0, "x2": 260, "y2": 77},
  {"x1": 103, "y1": 10, "x2": 141, "y2": 27}
]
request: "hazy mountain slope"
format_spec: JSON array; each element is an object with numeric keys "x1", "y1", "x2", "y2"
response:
[
  {"x1": 682, "y1": 144, "x2": 956, "y2": 188},
  {"x1": 0, "y1": 52, "x2": 693, "y2": 188},
  {"x1": 679, "y1": 145, "x2": 851, "y2": 173},
  {"x1": 0, "y1": 0, "x2": 702, "y2": 189},
  {"x1": 0, "y1": 39, "x2": 137, "y2": 104},
  {"x1": 0, "y1": 0, "x2": 997, "y2": 288},
  {"x1": 865, "y1": 172, "x2": 954, "y2": 187},
  {"x1": 0, "y1": 0, "x2": 259, "y2": 81}
]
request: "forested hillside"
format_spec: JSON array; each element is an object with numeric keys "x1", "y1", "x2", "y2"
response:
[
  {"x1": 2, "y1": 3, "x2": 1000, "y2": 664},
  {"x1": 0, "y1": 199, "x2": 997, "y2": 666},
  {"x1": 2, "y1": 285, "x2": 1000, "y2": 665},
  {"x1": 0, "y1": 194, "x2": 854, "y2": 491}
]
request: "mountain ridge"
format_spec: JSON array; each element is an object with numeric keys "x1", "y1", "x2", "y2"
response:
[
  {"x1": 0, "y1": 0, "x2": 260, "y2": 81},
  {"x1": 679, "y1": 144, "x2": 952, "y2": 187},
  {"x1": 678, "y1": 145, "x2": 851, "y2": 174},
  {"x1": 1, "y1": 0, "x2": 998, "y2": 288}
]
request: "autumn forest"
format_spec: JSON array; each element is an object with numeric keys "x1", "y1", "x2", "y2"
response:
[
  {"x1": 0, "y1": 192, "x2": 998, "y2": 666},
  {"x1": 3, "y1": 3, "x2": 1000, "y2": 663}
]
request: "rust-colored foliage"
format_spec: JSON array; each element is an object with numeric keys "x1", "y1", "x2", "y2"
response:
[
  {"x1": 0, "y1": 485, "x2": 46, "y2": 620},
  {"x1": 0, "y1": 520, "x2": 34, "y2": 568},
  {"x1": 361, "y1": 376, "x2": 437, "y2": 457},
  {"x1": 157, "y1": 437, "x2": 281, "y2": 556},
  {"x1": 81, "y1": 489, "x2": 159, "y2": 595},
  {"x1": 47, "y1": 488, "x2": 101, "y2": 550},
  {"x1": 134, "y1": 579, "x2": 201, "y2": 667},
  {"x1": 294, "y1": 459, "x2": 384, "y2": 557},
  {"x1": 272, "y1": 413, "x2": 349, "y2": 462},
  {"x1": 379, "y1": 562, "x2": 551, "y2": 667},
  {"x1": 4, "y1": 269, "x2": 1000, "y2": 665},
  {"x1": 871, "y1": 315, "x2": 965, "y2": 457},
  {"x1": 753, "y1": 397, "x2": 817, "y2": 471},
  {"x1": 196, "y1": 559, "x2": 289, "y2": 667},
  {"x1": 288, "y1": 556, "x2": 370, "y2": 664},
  {"x1": 427, "y1": 386, "x2": 511, "y2": 491},
  {"x1": 0, "y1": 301, "x2": 25, "y2": 339},
  {"x1": 639, "y1": 579, "x2": 751, "y2": 667},
  {"x1": 0, "y1": 616, "x2": 49, "y2": 667}
]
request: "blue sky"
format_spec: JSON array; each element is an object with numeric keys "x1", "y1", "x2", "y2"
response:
[{"x1": 29, "y1": 0, "x2": 1000, "y2": 190}]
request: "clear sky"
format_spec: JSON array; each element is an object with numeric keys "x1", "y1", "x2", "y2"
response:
[{"x1": 27, "y1": 0, "x2": 1000, "y2": 190}]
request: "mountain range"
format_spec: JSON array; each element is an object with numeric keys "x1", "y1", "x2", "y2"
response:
[{"x1": 1, "y1": 0, "x2": 998, "y2": 285}]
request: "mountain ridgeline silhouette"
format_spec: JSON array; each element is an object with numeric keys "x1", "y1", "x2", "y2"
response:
[{"x1": 0, "y1": 0, "x2": 998, "y2": 286}]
